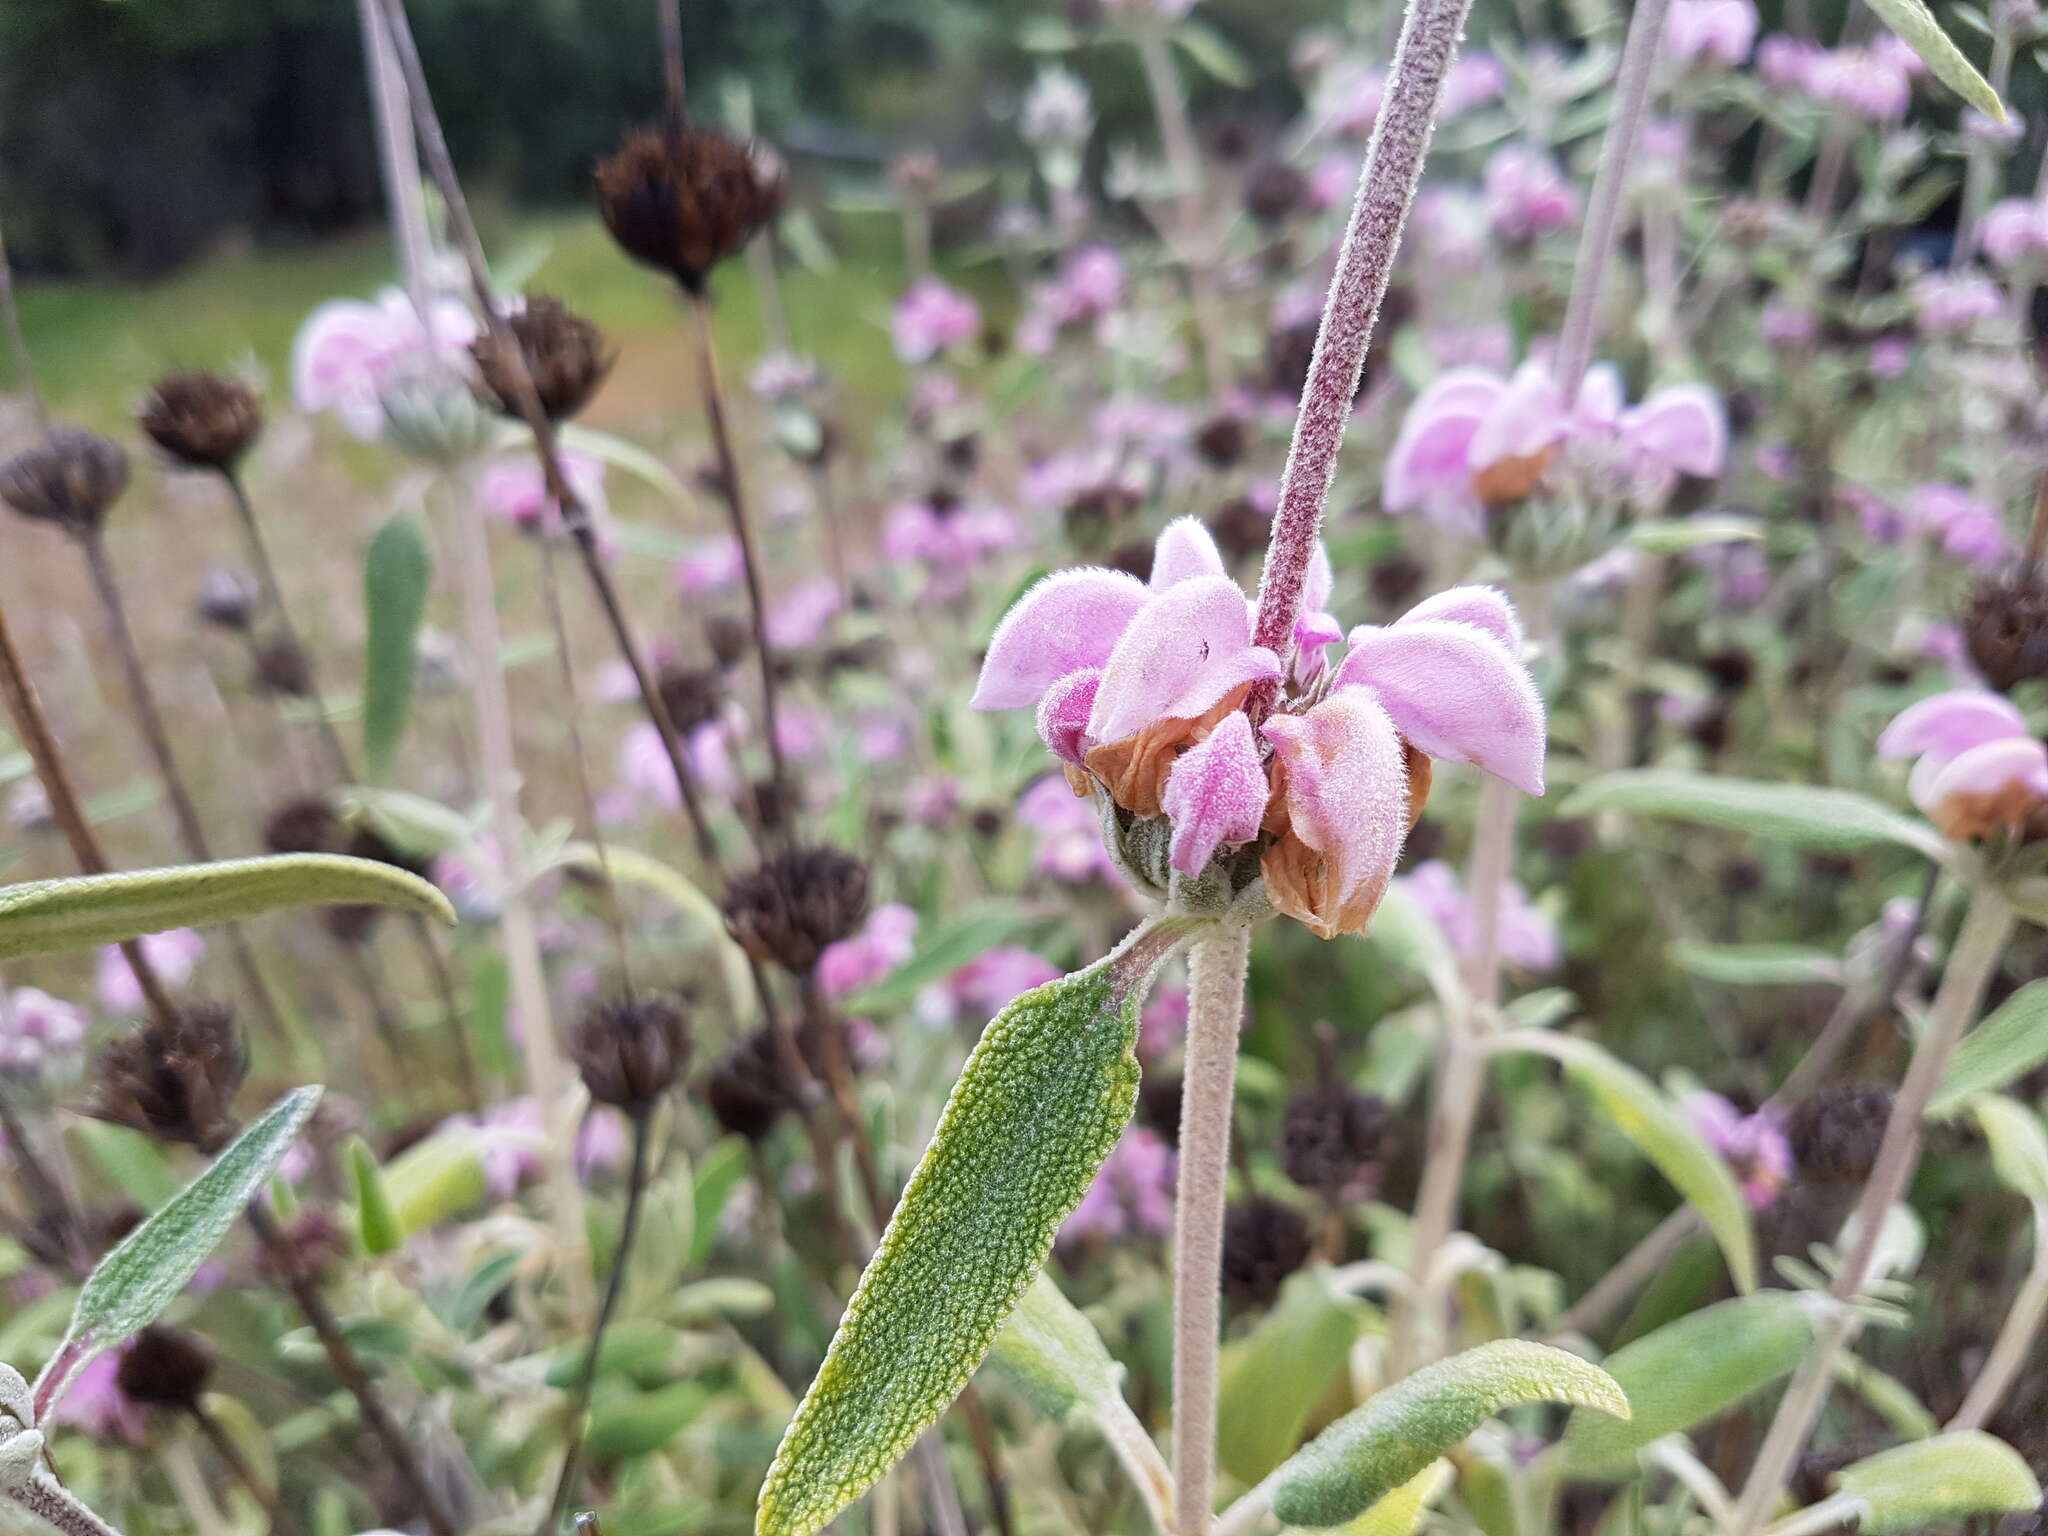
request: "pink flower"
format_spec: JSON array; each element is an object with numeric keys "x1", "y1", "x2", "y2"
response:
[
  {"x1": 677, "y1": 535, "x2": 744, "y2": 594},
  {"x1": 96, "y1": 929, "x2": 206, "y2": 1014},
  {"x1": 50, "y1": 1348, "x2": 148, "y2": 1443},
  {"x1": 1912, "y1": 272, "x2": 2003, "y2": 337},
  {"x1": 1878, "y1": 689, "x2": 2048, "y2": 840},
  {"x1": 1761, "y1": 303, "x2": 1820, "y2": 348},
  {"x1": 1910, "y1": 484, "x2": 2009, "y2": 567},
  {"x1": 1804, "y1": 44, "x2": 1914, "y2": 120},
  {"x1": 1061, "y1": 1126, "x2": 1177, "y2": 1242},
  {"x1": 292, "y1": 288, "x2": 478, "y2": 439},
  {"x1": 891, "y1": 279, "x2": 981, "y2": 364},
  {"x1": 442, "y1": 1097, "x2": 548, "y2": 1199},
  {"x1": 1757, "y1": 36, "x2": 1823, "y2": 90},
  {"x1": 1664, "y1": 0, "x2": 1758, "y2": 66},
  {"x1": 1978, "y1": 198, "x2": 2048, "y2": 265},
  {"x1": 476, "y1": 450, "x2": 612, "y2": 550},
  {"x1": 922, "y1": 947, "x2": 1065, "y2": 1027},
  {"x1": 817, "y1": 904, "x2": 920, "y2": 999},
  {"x1": 1017, "y1": 774, "x2": 1121, "y2": 884},
  {"x1": 765, "y1": 576, "x2": 844, "y2": 649},
  {"x1": 1140, "y1": 984, "x2": 1189, "y2": 1056},
  {"x1": 0, "y1": 987, "x2": 87, "y2": 1076},
  {"x1": 883, "y1": 498, "x2": 1020, "y2": 593},
  {"x1": 1400, "y1": 859, "x2": 1560, "y2": 971},
  {"x1": 749, "y1": 351, "x2": 820, "y2": 402},
  {"x1": 1483, "y1": 145, "x2": 1581, "y2": 241},
  {"x1": 1682, "y1": 1092, "x2": 1792, "y2": 1210}
]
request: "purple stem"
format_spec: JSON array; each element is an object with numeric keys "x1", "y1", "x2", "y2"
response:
[{"x1": 1247, "y1": 0, "x2": 1478, "y2": 714}]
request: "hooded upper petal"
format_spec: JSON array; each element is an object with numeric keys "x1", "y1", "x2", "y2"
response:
[
  {"x1": 1877, "y1": 689, "x2": 2026, "y2": 761},
  {"x1": 1621, "y1": 384, "x2": 1728, "y2": 478},
  {"x1": 1469, "y1": 360, "x2": 1570, "y2": 471},
  {"x1": 1261, "y1": 692, "x2": 1411, "y2": 938},
  {"x1": 1036, "y1": 668, "x2": 1102, "y2": 767},
  {"x1": 1150, "y1": 516, "x2": 1230, "y2": 589},
  {"x1": 1162, "y1": 711, "x2": 1269, "y2": 877},
  {"x1": 1574, "y1": 363, "x2": 1627, "y2": 433},
  {"x1": 1335, "y1": 619, "x2": 1547, "y2": 795},
  {"x1": 1385, "y1": 369, "x2": 1504, "y2": 513},
  {"x1": 971, "y1": 568, "x2": 1150, "y2": 710},
  {"x1": 1917, "y1": 735, "x2": 2048, "y2": 839},
  {"x1": 1086, "y1": 575, "x2": 1283, "y2": 745},
  {"x1": 1394, "y1": 584, "x2": 1524, "y2": 653}
]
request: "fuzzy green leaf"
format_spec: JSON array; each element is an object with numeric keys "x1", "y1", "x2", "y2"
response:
[
  {"x1": 756, "y1": 921, "x2": 1197, "y2": 1536},
  {"x1": 43, "y1": 1087, "x2": 320, "y2": 1405},
  {"x1": 588, "y1": 1382, "x2": 711, "y2": 1460},
  {"x1": 378, "y1": 1126, "x2": 491, "y2": 1237},
  {"x1": 1669, "y1": 941, "x2": 1840, "y2": 988},
  {"x1": 1932, "y1": 980, "x2": 2048, "y2": 1116},
  {"x1": 1270, "y1": 1340, "x2": 1628, "y2": 1527},
  {"x1": 988, "y1": 1271, "x2": 1126, "y2": 1425},
  {"x1": 1563, "y1": 772, "x2": 1947, "y2": 862},
  {"x1": 347, "y1": 1137, "x2": 403, "y2": 1257},
  {"x1": 1283, "y1": 1461, "x2": 1451, "y2": 1536},
  {"x1": 1563, "y1": 1292, "x2": 1816, "y2": 1475},
  {"x1": 1864, "y1": 0, "x2": 2007, "y2": 119},
  {"x1": 1969, "y1": 1093, "x2": 2048, "y2": 1207},
  {"x1": 360, "y1": 513, "x2": 432, "y2": 781},
  {"x1": 1502, "y1": 1035, "x2": 1757, "y2": 1293},
  {"x1": 1219, "y1": 1269, "x2": 1368, "y2": 1486},
  {"x1": 1628, "y1": 515, "x2": 1763, "y2": 554},
  {"x1": 0, "y1": 854, "x2": 454, "y2": 960},
  {"x1": 1832, "y1": 1431, "x2": 2040, "y2": 1532}
]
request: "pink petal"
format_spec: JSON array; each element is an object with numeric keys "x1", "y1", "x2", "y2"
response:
[
  {"x1": 1469, "y1": 360, "x2": 1569, "y2": 470},
  {"x1": 1877, "y1": 689, "x2": 2026, "y2": 762},
  {"x1": 1574, "y1": 363, "x2": 1627, "y2": 432},
  {"x1": 1394, "y1": 584, "x2": 1525, "y2": 652},
  {"x1": 1036, "y1": 668, "x2": 1102, "y2": 767},
  {"x1": 1086, "y1": 575, "x2": 1283, "y2": 744},
  {"x1": 1384, "y1": 369, "x2": 1502, "y2": 512},
  {"x1": 1622, "y1": 384, "x2": 1727, "y2": 477},
  {"x1": 1150, "y1": 517, "x2": 1229, "y2": 589},
  {"x1": 1263, "y1": 692, "x2": 1410, "y2": 913},
  {"x1": 971, "y1": 568, "x2": 1151, "y2": 710},
  {"x1": 1336, "y1": 619, "x2": 1547, "y2": 794},
  {"x1": 1295, "y1": 610, "x2": 1346, "y2": 681},
  {"x1": 1918, "y1": 735, "x2": 2048, "y2": 814},
  {"x1": 1303, "y1": 541, "x2": 1335, "y2": 613},
  {"x1": 1163, "y1": 712, "x2": 1270, "y2": 877}
]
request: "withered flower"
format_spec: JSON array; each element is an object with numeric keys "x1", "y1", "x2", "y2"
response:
[
  {"x1": 595, "y1": 126, "x2": 784, "y2": 292},
  {"x1": 722, "y1": 847, "x2": 869, "y2": 972},
  {"x1": 0, "y1": 428, "x2": 129, "y2": 537},
  {"x1": 90, "y1": 1004, "x2": 247, "y2": 1151},
  {"x1": 570, "y1": 995, "x2": 691, "y2": 1113},
  {"x1": 138, "y1": 371, "x2": 263, "y2": 472},
  {"x1": 116, "y1": 1326, "x2": 214, "y2": 1409},
  {"x1": 471, "y1": 295, "x2": 614, "y2": 423}
]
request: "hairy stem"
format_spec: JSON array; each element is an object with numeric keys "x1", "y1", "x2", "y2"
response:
[
  {"x1": 1172, "y1": 921, "x2": 1252, "y2": 1536},
  {"x1": 1248, "y1": 0, "x2": 1477, "y2": 710},
  {"x1": 1729, "y1": 887, "x2": 2016, "y2": 1532},
  {"x1": 1948, "y1": 1220, "x2": 2048, "y2": 1432}
]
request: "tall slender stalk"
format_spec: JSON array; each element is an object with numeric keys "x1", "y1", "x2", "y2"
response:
[
  {"x1": 1133, "y1": 24, "x2": 1226, "y2": 396},
  {"x1": 354, "y1": 0, "x2": 433, "y2": 315},
  {"x1": 1171, "y1": 921, "x2": 1251, "y2": 1536},
  {"x1": 1948, "y1": 1219, "x2": 2048, "y2": 1431},
  {"x1": 1729, "y1": 887, "x2": 2016, "y2": 1533},
  {"x1": 0, "y1": 208, "x2": 46, "y2": 433}
]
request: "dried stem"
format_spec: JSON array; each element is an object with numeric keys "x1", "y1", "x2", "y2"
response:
[
  {"x1": 1171, "y1": 921, "x2": 1251, "y2": 1536},
  {"x1": 0, "y1": 208, "x2": 46, "y2": 433},
  {"x1": 246, "y1": 1203, "x2": 459, "y2": 1536},
  {"x1": 188, "y1": 1401, "x2": 287, "y2": 1530},
  {"x1": 354, "y1": 0, "x2": 434, "y2": 314},
  {"x1": 543, "y1": 1105, "x2": 654, "y2": 1533},
  {"x1": 1248, "y1": 0, "x2": 1478, "y2": 712},
  {"x1": 0, "y1": 602, "x2": 178, "y2": 1024}
]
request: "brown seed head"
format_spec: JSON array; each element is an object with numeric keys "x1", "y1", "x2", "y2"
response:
[
  {"x1": 595, "y1": 126, "x2": 784, "y2": 292},
  {"x1": 1220, "y1": 1196, "x2": 1314, "y2": 1311},
  {"x1": 722, "y1": 847, "x2": 869, "y2": 972},
  {"x1": 138, "y1": 371, "x2": 263, "y2": 471},
  {"x1": 657, "y1": 663, "x2": 725, "y2": 734},
  {"x1": 1964, "y1": 566, "x2": 2048, "y2": 692},
  {"x1": 0, "y1": 428, "x2": 129, "y2": 537},
  {"x1": 91, "y1": 1003, "x2": 247, "y2": 1151},
  {"x1": 570, "y1": 995, "x2": 692, "y2": 1112},
  {"x1": 472, "y1": 296, "x2": 614, "y2": 424},
  {"x1": 116, "y1": 1326, "x2": 214, "y2": 1409},
  {"x1": 1281, "y1": 1083, "x2": 1391, "y2": 1201}
]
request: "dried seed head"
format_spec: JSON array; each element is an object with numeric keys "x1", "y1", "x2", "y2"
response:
[
  {"x1": 702, "y1": 612, "x2": 752, "y2": 670},
  {"x1": 595, "y1": 126, "x2": 784, "y2": 292},
  {"x1": 1964, "y1": 566, "x2": 2048, "y2": 692},
  {"x1": 570, "y1": 995, "x2": 692, "y2": 1112},
  {"x1": 1194, "y1": 412, "x2": 1248, "y2": 469},
  {"x1": 137, "y1": 371, "x2": 263, "y2": 471},
  {"x1": 0, "y1": 428, "x2": 129, "y2": 537},
  {"x1": 90, "y1": 1003, "x2": 247, "y2": 1151},
  {"x1": 702, "y1": 1027, "x2": 795, "y2": 1141},
  {"x1": 722, "y1": 847, "x2": 869, "y2": 972},
  {"x1": 1220, "y1": 1196, "x2": 1314, "y2": 1311},
  {"x1": 253, "y1": 637, "x2": 312, "y2": 698},
  {"x1": 116, "y1": 1326, "x2": 214, "y2": 1409},
  {"x1": 1789, "y1": 1085, "x2": 1894, "y2": 1184},
  {"x1": 1211, "y1": 495, "x2": 1274, "y2": 562},
  {"x1": 1244, "y1": 158, "x2": 1308, "y2": 226},
  {"x1": 657, "y1": 664, "x2": 725, "y2": 734},
  {"x1": 1281, "y1": 1083, "x2": 1390, "y2": 1201},
  {"x1": 263, "y1": 796, "x2": 347, "y2": 856},
  {"x1": 195, "y1": 568, "x2": 261, "y2": 631},
  {"x1": 472, "y1": 295, "x2": 614, "y2": 424}
]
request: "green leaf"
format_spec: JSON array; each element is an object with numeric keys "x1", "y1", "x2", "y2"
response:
[
  {"x1": 40, "y1": 1087, "x2": 321, "y2": 1408},
  {"x1": 360, "y1": 514, "x2": 432, "y2": 781},
  {"x1": 1173, "y1": 18, "x2": 1253, "y2": 85},
  {"x1": 1366, "y1": 882, "x2": 1466, "y2": 1010},
  {"x1": 988, "y1": 1271, "x2": 1127, "y2": 1425},
  {"x1": 1831, "y1": 1431, "x2": 2040, "y2": 1532},
  {"x1": 1669, "y1": 941, "x2": 1840, "y2": 988},
  {"x1": 378, "y1": 1127, "x2": 491, "y2": 1237},
  {"x1": 1283, "y1": 1461, "x2": 1451, "y2": 1536},
  {"x1": 1562, "y1": 771, "x2": 1948, "y2": 862},
  {"x1": 1500, "y1": 1035, "x2": 1757, "y2": 1293},
  {"x1": 1563, "y1": 1293, "x2": 1816, "y2": 1476},
  {"x1": 1270, "y1": 1340, "x2": 1628, "y2": 1527},
  {"x1": 347, "y1": 1138, "x2": 403, "y2": 1257},
  {"x1": 0, "y1": 854, "x2": 455, "y2": 960},
  {"x1": 557, "y1": 424, "x2": 697, "y2": 513},
  {"x1": 1969, "y1": 1093, "x2": 2048, "y2": 1207},
  {"x1": 1832, "y1": 1354, "x2": 1940, "y2": 1441},
  {"x1": 1932, "y1": 980, "x2": 2048, "y2": 1115},
  {"x1": 1864, "y1": 0, "x2": 2007, "y2": 119},
  {"x1": 756, "y1": 919, "x2": 1201, "y2": 1536},
  {"x1": 687, "y1": 1136, "x2": 752, "y2": 1268},
  {"x1": 1628, "y1": 515, "x2": 1764, "y2": 554},
  {"x1": 587, "y1": 1382, "x2": 711, "y2": 1460},
  {"x1": 1218, "y1": 1269, "x2": 1367, "y2": 1486},
  {"x1": 546, "y1": 1318, "x2": 679, "y2": 1389}
]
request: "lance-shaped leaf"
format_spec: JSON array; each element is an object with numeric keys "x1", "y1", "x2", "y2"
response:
[
  {"x1": 1497, "y1": 1034, "x2": 1757, "y2": 1293},
  {"x1": 1284, "y1": 1461, "x2": 1452, "y2": 1536},
  {"x1": 347, "y1": 1138, "x2": 403, "y2": 1257},
  {"x1": 1219, "y1": 1269, "x2": 1369, "y2": 1485},
  {"x1": 1268, "y1": 1340, "x2": 1627, "y2": 1527},
  {"x1": 1969, "y1": 1093, "x2": 2048, "y2": 1207},
  {"x1": 1830, "y1": 1432, "x2": 2040, "y2": 1533},
  {"x1": 361, "y1": 513, "x2": 432, "y2": 781},
  {"x1": 1670, "y1": 941, "x2": 1841, "y2": 988},
  {"x1": 34, "y1": 1087, "x2": 321, "y2": 1418},
  {"x1": 1932, "y1": 980, "x2": 2048, "y2": 1116},
  {"x1": 756, "y1": 917, "x2": 1206, "y2": 1536},
  {"x1": 1864, "y1": 0, "x2": 2006, "y2": 120},
  {"x1": 1563, "y1": 771, "x2": 1948, "y2": 862},
  {"x1": 1562, "y1": 1292, "x2": 1817, "y2": 1476},
  {"x1": 0, "y1": 854, "x2": 454, "y2": 961}
]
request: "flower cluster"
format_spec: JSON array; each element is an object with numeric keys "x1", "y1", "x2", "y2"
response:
[
  {"x1": 973, "y1": 518, "x2": 1544, "y2": 938},
  {"x1": 292, "y1": 287, "x2": 479, "y2": 440}
]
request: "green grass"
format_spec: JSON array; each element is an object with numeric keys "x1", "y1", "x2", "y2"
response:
[{"x1": 7, "y1": 207, "x2": 915, "y2": 434}]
